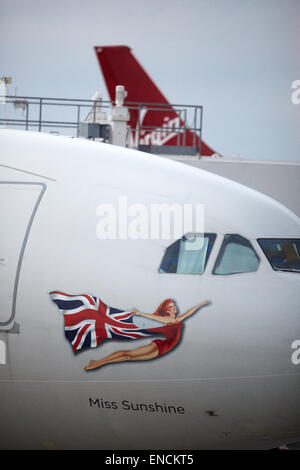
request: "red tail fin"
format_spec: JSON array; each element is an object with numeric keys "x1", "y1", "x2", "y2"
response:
[{"x1": 94, "y1": 45, "x2": 216, "y2": 155}]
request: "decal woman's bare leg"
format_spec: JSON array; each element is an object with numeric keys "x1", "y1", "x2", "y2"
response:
[{"x1": 84, "y1": 342, "x2": 159, "y2": 370}]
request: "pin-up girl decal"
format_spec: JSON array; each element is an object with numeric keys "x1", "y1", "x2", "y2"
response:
[{"x1": 49, "y1": 292, "x2": 210, "y2": 371}]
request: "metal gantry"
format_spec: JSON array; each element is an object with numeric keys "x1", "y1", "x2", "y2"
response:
[{"x1": 0, "y1": 95, "x2": 203, "y2": 155}]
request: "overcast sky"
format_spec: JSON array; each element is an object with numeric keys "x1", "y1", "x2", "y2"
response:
[{"x1": 1, "y1": 0, "x2": 299, "y2": 160}]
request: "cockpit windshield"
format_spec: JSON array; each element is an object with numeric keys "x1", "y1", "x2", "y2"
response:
[{"x1": 257, "y1": 239, "x2": 300, "y2": 273}]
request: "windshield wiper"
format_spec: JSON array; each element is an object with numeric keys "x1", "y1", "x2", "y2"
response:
[{"x1": 274, "y1": 267, "x2": 300, "y2": 273}]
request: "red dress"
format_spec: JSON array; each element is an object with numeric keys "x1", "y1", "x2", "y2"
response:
[{"x1": 151, "y1": 322, "x2": 183, "y2": 357}]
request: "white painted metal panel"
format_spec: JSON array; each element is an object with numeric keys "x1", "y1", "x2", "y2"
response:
[{"x1": 0, "y1": 183, "x2": 44, "y2": 327}]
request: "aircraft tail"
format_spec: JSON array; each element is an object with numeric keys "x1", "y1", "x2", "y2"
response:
[{"x1": 94, "y1": 45, "x2": 216, "y2": 155}]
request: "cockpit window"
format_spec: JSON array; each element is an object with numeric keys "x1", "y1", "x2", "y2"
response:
[
  {"x1": 159, "y1": 233, "x2": 216, "y2": 274},
  {"x1": 257, "y1": 238, "x2": 300, "y2": 273},
  {"x1": 213, "y1": 234, "x2": 259, "y2": 275}
]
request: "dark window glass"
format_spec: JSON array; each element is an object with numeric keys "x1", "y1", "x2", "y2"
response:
[{"x1": 257, "y1": 238, "x2": 300, "y2": 273}]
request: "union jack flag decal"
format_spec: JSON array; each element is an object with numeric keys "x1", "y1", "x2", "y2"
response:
[{"x1": 49, "y1": 291, "x2": 156, "y2": 352}]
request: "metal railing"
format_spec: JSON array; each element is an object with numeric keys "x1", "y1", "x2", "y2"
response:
[
  {"x1": 0, "y1": 95, "x2": 109, "y2": 136},
  {"x1": 0, "y1": 95, "x2": 203, "y2": 155}
]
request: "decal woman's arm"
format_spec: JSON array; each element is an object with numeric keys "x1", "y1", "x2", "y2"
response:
[
  {"x1": 176, "y1": 301, "x2": 210, "y2": 322},
  {"x1": 133, "y1": 309, "x2": 176, "y2": 324}
]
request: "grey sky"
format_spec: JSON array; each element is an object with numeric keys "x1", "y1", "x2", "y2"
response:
[{"x1": 1, "y1": 0, "x2": 299, "y2": 160}]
